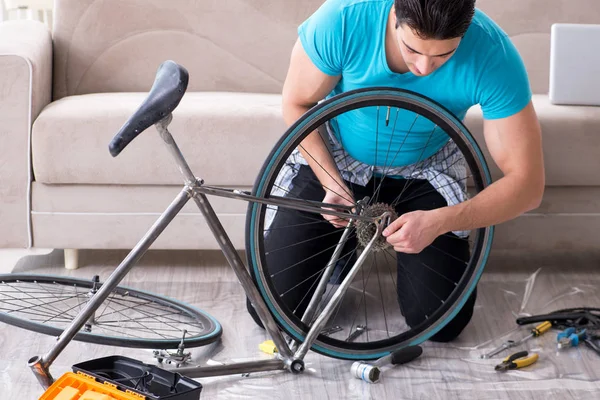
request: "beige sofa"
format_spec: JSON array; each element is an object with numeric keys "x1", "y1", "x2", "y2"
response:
[{"x1": 1, "y1": 0, "x2": 599, "y2": 269}]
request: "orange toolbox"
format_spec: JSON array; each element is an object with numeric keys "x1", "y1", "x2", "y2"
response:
[
  {"x1": 40, "y1": 372, "x2": 147, "y2": 400},
  {"x1": 40, "y1": 356, "x2": 202, "y2": 400}
]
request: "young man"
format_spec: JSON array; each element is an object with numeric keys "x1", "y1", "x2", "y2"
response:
[{"x1": 248, "y1": 0, "x2": 544, "y2": 341}]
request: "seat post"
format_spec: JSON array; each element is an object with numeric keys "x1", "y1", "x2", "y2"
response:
[{"x1": 155, "y1": 114, "x2": 199, "y2": 185}]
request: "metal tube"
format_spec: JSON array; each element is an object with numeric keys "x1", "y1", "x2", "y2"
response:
[
  {"x1": 177, "y1": 359, "x2": 286, "y2": 378},
  {"x1": 190, "y1": 191, "x2": 295, "y2": 361},
  {"x1": 155, "y1": 115, "x2": 197, "y2": 185},
  {"x1": 28, "y1": 356, "x2": 54, "y2": 390},
  {"x1": 196, "y1": 186, "x2": 375, "y2": 223},
  {"x1": 294, "y1": 213, "x2": 390, "y2": 360},
  {"x1": 301, "y1": 221, "x2": 354, "y2": 324},
  {"x1": 29, "y1": 188, "x2": 192, "y2": 389}
]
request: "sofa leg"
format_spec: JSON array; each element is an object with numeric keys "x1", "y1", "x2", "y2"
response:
[{"x1": 64, "y1": 249, "x2": 79, "y2": 270}]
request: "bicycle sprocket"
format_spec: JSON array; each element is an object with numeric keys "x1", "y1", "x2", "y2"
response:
[{"x1": 355, "y1": 203, "x2": 398, "y2": 252}]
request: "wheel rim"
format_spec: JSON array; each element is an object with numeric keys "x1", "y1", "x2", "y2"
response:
[
  {"x1": 247, "y1": 88, "x2": 493, "y2": 360},
  {"x1": 0, "y1": 274, "x2": 222, "y2": 349}
]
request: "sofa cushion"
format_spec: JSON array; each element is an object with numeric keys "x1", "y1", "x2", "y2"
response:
[
  {"x1": 32, "y1": 92, "x2": 286, "y2": 185},
  {"x1": 52, "y1": 0, "x2": 327, "y2": 100},
  {"x1": 34, "y1": 93, "x2": 600, "y2": 187},
  {"x1": 465, "y1": 94, "x2": 600, "y2": 186}
]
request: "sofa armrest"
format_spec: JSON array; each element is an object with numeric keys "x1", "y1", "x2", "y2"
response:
[{"x1": 0, "y1": 20, "x2": 52, "y2": 247}]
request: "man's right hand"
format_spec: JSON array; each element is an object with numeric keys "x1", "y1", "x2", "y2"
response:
[{"x1": 321, "y1": 184, "x2": 355, "y2": 228}]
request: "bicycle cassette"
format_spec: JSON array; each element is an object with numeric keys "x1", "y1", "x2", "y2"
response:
[{"x1": 355, "y1": 203, "x2": 398, "y2": 252}]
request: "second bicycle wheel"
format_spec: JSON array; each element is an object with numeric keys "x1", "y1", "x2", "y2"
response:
[
  {"x1": 0, "y1": 274, "x2": 222, "y2": 349},
  {"x1": 246, "y1": 87, "x2": 493, "y2": 360}
]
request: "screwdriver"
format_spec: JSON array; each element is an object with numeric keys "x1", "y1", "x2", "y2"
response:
[
  {"x1": 481, "y1": 321, "x2": 552, "y2": 359},
  {"x1": 518, "y1": 321, "x2": 553, "y2": 344}
]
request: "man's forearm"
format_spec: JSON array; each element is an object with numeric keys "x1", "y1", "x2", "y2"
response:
[
  {"x1": 283, "y1": 101, "x2": 347, "y2": 193},
  {"x1": 435, "y1": 173, "x2": 544, "y2": 233}
]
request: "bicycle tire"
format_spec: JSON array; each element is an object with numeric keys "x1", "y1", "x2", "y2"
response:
[
  {"x1": 246, "y1": 87, "x2": 493, "y2": 360},
  {"x1": 0, "y1": 274, "x2": 222, "y2": 349}
]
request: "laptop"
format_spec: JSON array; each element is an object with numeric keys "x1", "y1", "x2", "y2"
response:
[{"x1": 549, "y1": 23, "x2": 600, "y2": 106}]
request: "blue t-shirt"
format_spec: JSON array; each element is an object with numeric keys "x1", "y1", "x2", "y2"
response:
[{"x1": 298, "y1": 0, "x2": 532, "y2": 167}]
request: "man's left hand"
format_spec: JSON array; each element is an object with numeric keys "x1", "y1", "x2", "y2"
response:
[{"x1": 382, "y1": 210, "x2": 444, "y2": 254}]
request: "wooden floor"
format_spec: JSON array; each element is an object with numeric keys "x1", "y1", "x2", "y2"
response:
[{"x1": 1, "y1": 248, "x2": 599, "y2": 399}]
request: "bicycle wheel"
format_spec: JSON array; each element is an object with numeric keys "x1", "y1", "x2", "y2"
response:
[
  {"x1": 246, "y1": 87, "x2": 493, "y2": 360},
  {"x1": 0, "y1": 274, "x2": 222, "y2": 349}
]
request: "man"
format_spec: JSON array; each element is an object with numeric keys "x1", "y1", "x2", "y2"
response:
[{"x1": 248, "y1": 0, "x2": 544, "y2": 342}]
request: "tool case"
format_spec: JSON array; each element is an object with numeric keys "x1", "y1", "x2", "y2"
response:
[{"x1": 41, "y1": 355, "x2": 202, "y2": 400}]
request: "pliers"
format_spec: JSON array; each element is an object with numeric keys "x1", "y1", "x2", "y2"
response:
[
  {"x1": 557, "y1": 327, "x2": 587, "y2": 349},
  {"x1": 494, "y1": 351, "x2": 539, "y2": 372}
]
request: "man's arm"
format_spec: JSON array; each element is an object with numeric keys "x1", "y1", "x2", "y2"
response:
[
  {"x1": 282, "y1": 38, "x2": 344, "y2": 193},
  {"x1": 436, "y1": 101, "x2": 544, "y2": 231},
  {"x1": 383, "y1": 101, "x2": 544, "y2": 252}
]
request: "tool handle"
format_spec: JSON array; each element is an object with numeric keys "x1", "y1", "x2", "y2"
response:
[
  {"x1": 557, "y1": 327, "x2": 576, "y2": 341},
  {"x1": 517, "y1": 313, "x2": 588, "y2": 326},
  {"x1": 503, "y1": 350, "x2": 529, "y2": 363},
  {"x1": 531, "y1": 321, "x2": 552, "y2": 337},
  {"x1": 514, "y1": 353, "x2": 539, "y2": 369},
  {"x1": 391, "y1": 346, "x2": 423, "y2": 365},
  {"x1": 499, "y1": 351, "x2": 539, "y2": 370},
  {"x1": 571, "y1": 329, "x2": 588, "y2": 346}
]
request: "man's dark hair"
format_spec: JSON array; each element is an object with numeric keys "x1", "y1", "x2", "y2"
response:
[{"x1": 394, "y1": 0, "x2": 476, "y2": 40}]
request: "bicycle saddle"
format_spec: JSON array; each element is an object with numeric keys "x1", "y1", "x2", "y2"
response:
[{"x1": 109, "y1": 60, "x2": 189, "y2": 157}]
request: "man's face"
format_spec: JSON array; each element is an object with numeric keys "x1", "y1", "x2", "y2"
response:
[{"x1": 395, "y1": 24, "x2": 461, "y2": 76}]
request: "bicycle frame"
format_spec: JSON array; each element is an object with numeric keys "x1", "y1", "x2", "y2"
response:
[{"x1": 28, "y1": 114, "x2": 389, "y2": 389}]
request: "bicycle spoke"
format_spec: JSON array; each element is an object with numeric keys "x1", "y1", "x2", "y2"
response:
[
  {"x1": 388, "y1": 251, "x2": 448, "y2": 304},
  {"x1": 276, "y1": 233, "x2": 357, "y2": 288},
  {"x1": 289, "y1": 246, "x2": 359, "y2": 316},
  {"x1": 0, "y1": 278, "x2": 218, "y2": 347},
  {"x1": 390, "y1": 125, "x2": 440, "y2": 205},
  {"x1": 371, "y1": 111, "x2": 416, "y2": 204},
  {"x1": 345, "y1": 255, "x2": 377, "y2": 342},
  {"x1": 391, "y1": 159, "x2": 469, "y2": 207},
  {"x1": 1, "y1": 292, "x2": 84, "y2": 316},
  {"x1": 96, "y1": 297, "x2": 173, "y2": 340},
  {"x1": 265, "y1": 205, "x2": 330, "y2": 224},
  {"x1": 42, "y1": 297, "x2": 90, "y2": 324},
  {"x1": 266, "y1": 228, "x2": 354, "y2": 256},
  {"x1": 250, "y1": 90, "x2": 492, "y2": 358},
  {"x1": 4, "y1": 282, "x2": 77, "y2": 320},
  {"x1": 98, "y1": 301, "x2": 204, "y2": 328},
  {"x1": 427, "y1": 243, "x2": 469, "y2": 264},
  {"x1": 389, "y1": 253, "x2": 430, "y2": 319},
  {"x1": 314, "y1": 246, "x2": 360, "y2": 326},
  {"x1": 299, "y1": 143, "x2": 354, "y2": 203},
  {"x1": 409, "y1": 256, "x2": 459, "y2": 286},
  {"x1": 263, "y1": 219, "x2": 332, "y2": 232}
]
